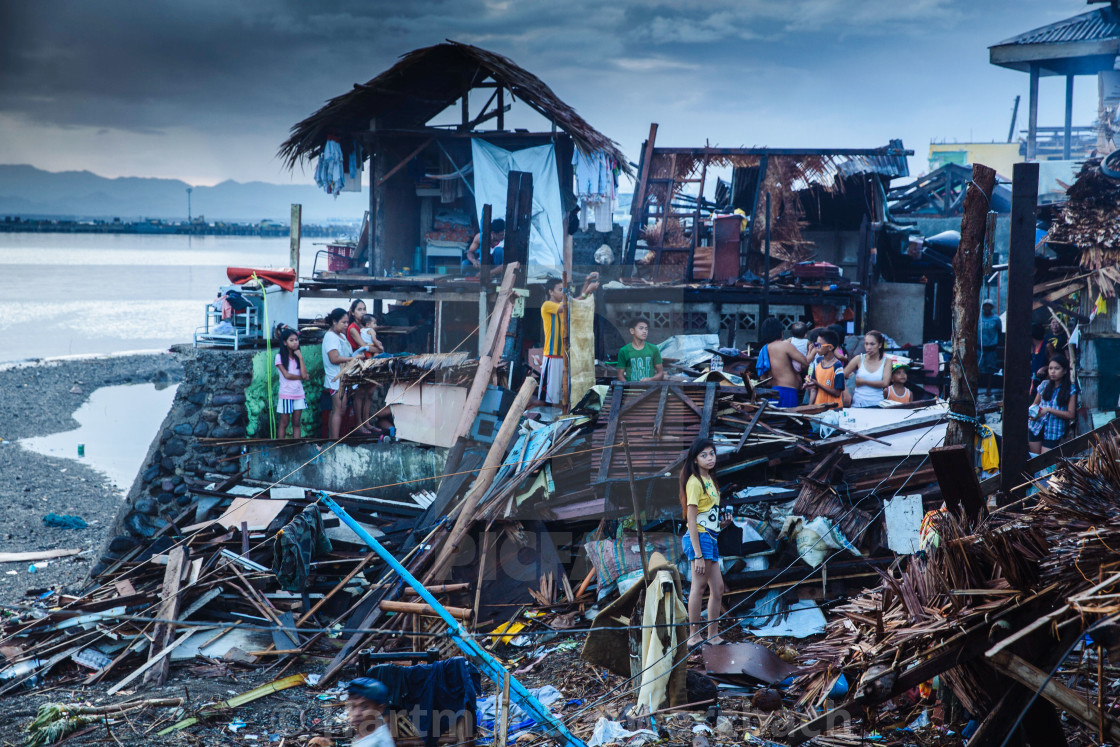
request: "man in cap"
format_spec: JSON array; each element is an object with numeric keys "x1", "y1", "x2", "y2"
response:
[
  {"x1": 347, "y1": 678, "x2": 395, "y2": 747},
  {"x1": 978, "y1": 299, "x2": 1002, "y2": 395}
]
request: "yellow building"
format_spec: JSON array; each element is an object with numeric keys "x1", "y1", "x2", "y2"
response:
[{"x1": 928, "y1": 142, "x2": 1023, "y2": 179}]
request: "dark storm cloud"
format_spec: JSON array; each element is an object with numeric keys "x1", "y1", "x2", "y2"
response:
[
  {"x1": 0, "y1": 0, "x2": 963, "y2": 133},
  {"x1": 0, "y1": 0, "x2": 1100, "y2": 181}
]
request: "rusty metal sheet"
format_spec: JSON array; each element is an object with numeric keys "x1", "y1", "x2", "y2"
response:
[{"x1": 701, "y1": 641, "x2": 799, "y2": 685}]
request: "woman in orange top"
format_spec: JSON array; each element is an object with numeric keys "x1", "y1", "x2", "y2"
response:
[{"x1": 885, "y1": 363, "x2": 913, "y2": 403}]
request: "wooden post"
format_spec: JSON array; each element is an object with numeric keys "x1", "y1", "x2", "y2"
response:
[
  {"x1": 505, "y1": 172, "x2": 533, "y2": 272},
  {"x1": 496, "y1": 670, "x2": 512, "y2": 747},
  {"x1": 480, "y1": 203, "x2": 493, "y2": 292},
  {"x1": 370, "y1": 140, "x2": 385, "y2": 277},
  {"x1": 944, "y1": 164, "x2": 995, "y2": 450},
  {"x1": 760, "y1": 191, "x2": 772, "y2": 341},
  {"x1": 1000, "y1": 162, "x2": 1039, "y2": 502},
  {"x1": 289, "y1": 204, "x2": 301, "y2": 278},
  {"x1": 1064, "y1": 74, "x2": 1075, "y2": 161},
  {"x1": 426, "y1": 376, "x2": 538, "y2": 583},
  {"x1": 624, "y1": 123, "x2": 658, "y2": 268},
  {"x1": 1027, "y1": 63, "x2": 1040, "y2": 160}
]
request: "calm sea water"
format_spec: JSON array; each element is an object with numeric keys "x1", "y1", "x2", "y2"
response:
[{"x1": 0, "y1": 233, "x2": 341, "y2": 362}]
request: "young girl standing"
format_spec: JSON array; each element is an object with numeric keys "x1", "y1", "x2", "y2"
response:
[
  {"x1": 1029, "y1": 354, "x2": 1077, "y2": 454},
  {"x1": 845, "y1": 330, "x2": 891, "y2": 408},
  {"x1": 275, "y1": 328, "x2": 309, "y2": 439},
  {"x1": 680, "y1": 438, "x2": 727, "y2": 647}
]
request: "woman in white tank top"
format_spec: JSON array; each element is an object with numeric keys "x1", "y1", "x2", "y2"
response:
[{"x1": 845, "y1": 330, "x2": 892, "y2": 407}]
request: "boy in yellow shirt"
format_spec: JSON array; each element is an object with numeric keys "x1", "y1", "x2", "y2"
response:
[{"x1": 538, "y1": 273, "x2": 598, "y2": 405}]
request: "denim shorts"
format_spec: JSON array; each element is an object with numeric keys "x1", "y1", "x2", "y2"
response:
[{"x1": 682, "y1": 531, "x2": 720, "y2": 561}]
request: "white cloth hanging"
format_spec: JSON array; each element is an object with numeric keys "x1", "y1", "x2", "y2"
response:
[
  {"x1": 573, "y1": 149, "x2": 615, "y2": 231},
  {"x1": 315, "y1": 139, "x2": 345, "y2": 196}
]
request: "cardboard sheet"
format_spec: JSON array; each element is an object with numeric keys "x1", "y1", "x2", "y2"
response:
[{"x1": 387, "y1": 383, "x2": 468, "y2": 448}]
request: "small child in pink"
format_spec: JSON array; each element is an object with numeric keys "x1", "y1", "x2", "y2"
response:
[{"x1": 275, "y1": 328, "x2": 309, "y2": 438}]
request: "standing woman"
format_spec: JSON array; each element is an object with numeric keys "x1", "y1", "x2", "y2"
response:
[
  {"x1": 322, "y1": 308, "x2": 357, "y2": 440},
  {"x1": 345, "y1": 299, "x2": 376, "y2": 434},
  {"x1": 346, "y1": 299, "x2": 368, "y2": 355},
  {"x1": 845, "y1": 330, "x2": 892, "y2": 408},
  {"x1": 1028, "y1": 354, "x2": 1077, "y2": 454},
  {"x1": 680, "y1": 438, "x2": 729, "y2": 647}
]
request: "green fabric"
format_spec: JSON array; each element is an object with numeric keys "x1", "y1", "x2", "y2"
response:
[
  {"x1": 245, "y1": 345, "x2": 325, "y2": 437},
  {"x1": 617, "y1": 342, "x2": 662, "y2": 382}
]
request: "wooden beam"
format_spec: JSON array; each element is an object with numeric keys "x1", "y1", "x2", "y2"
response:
[
  {"x1": 1000, "y1": 163, "x2": 1039, "y2": 501},
  {"x1": 425, "y1": 376, "x2": 538, "y2": 584},
  {"x1": 377, "y1": 138, "x2": 433, "y2": 187},
  {"x1": 380, "y1": 599, "x2": 472, "y2": 621},
  {"x1": 989, "y1": 649, "x2": 1120, "y2": 742},
  {"x1": 1028, "y1": 63, "x2": 1040, "y2": 160}
]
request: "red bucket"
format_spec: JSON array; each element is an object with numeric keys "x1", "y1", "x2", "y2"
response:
[{"x1": 327, "y1": 244, "x2": 354, "y2": 272}]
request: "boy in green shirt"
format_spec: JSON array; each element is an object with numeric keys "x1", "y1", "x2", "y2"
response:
[{"x1": 617, "y1": 317, "x2": 665, "y2": 382}]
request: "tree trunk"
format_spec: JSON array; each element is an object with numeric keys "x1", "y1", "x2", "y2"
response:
[{"x1": 945, "y1": 164, "x2": 996, "y2": 449}]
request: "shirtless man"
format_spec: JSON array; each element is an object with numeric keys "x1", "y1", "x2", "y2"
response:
[{"x1": 759, "y1": 318, "x2": 809, "y2": 408}]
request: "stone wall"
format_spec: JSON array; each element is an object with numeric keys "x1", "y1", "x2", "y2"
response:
[{"x1": 94, "y1": 345, "x2": 256, "y2": 575}]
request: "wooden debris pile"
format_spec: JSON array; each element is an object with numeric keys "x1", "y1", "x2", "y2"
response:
[
  {"x1": 339, "y1": 351, "x2": 479, "y2": 386},
  {"x1": 0, "y1": 475, "x2": 430, "y2": 698},
  {"x1": 1049, "y1": 158, "x2": 1120, "y2": 272},
  {"x1": 787, "y1": 428, "x2": 1120, "y2": 745}
]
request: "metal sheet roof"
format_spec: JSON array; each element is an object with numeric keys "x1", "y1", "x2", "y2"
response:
[{"x1": 993, "y1": 7, "x2": 1120, "y2": 47}]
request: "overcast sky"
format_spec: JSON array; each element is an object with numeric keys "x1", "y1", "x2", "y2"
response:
[{"x1": 0, "y1": 0, "x2": 1105, "y2": 187}]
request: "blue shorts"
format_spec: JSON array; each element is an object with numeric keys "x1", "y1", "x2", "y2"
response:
[
  {"x1": 682, "y1": 531, "x2": 720, "y2": 561},
  {"x1": 775, "y1": 386, "x2": 799, "y2": 408}
]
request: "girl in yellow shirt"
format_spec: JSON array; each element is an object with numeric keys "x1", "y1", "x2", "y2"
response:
[{"x1": 679, "y1": 437, "x2": 728, "y2": 646}]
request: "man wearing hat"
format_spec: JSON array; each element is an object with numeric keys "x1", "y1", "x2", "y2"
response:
[
  {"x1": 978, "y1": 299, "x2": 1002, "y2": 395},
  {"x1": 347, "y1": 678, "x2": 395, "y2": 747}
]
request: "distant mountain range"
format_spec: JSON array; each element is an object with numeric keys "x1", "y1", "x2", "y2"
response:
[{"x1": 0, "y1": 164, "x2": 369, "y2": 223}]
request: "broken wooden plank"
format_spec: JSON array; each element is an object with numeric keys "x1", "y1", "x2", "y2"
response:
[
  {"x1": 930, "y1": 444, "x2": 984, "y2": 525},
  {"x1": 0, "y1": 549, "x2": 81, "y2": 563},
  {"x1": 143, "y1": 545, "x2": 188, "y2": 686}
]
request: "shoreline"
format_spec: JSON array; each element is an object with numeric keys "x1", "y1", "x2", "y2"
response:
[{"x1": 0, "y1": 352, "x2": 184, "y2": 605}]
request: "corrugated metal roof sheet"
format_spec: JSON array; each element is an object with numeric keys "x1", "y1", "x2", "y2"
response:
[{"x1": 994, "y1": 8, "x2": 1120, "y2": 47}]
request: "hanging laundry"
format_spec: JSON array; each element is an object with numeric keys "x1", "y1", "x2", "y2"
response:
[
  {"x1": 573, "y1": 149, "x2": 617, "y2": 231},
  {"x1": 315, "y1": 138, "x2": 345, "y2": 196},
  {"x1": 342, "y1": 143, "x2": 363, "y2": 192}
]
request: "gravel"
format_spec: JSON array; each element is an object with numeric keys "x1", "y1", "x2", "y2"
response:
[{"x1": 0, "y1": 353, "x2": 182, "y2": 605}]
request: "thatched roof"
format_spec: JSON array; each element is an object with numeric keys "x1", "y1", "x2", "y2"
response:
[{"x1": 279, "y1": 41, "x2": 629, "y2": 173}]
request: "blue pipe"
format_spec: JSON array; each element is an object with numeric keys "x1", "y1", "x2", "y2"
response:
[{"x1": 320, "y1": 494, "x2": 586, "y2": 747}]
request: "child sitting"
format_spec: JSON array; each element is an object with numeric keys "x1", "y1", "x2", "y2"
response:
[
  {"x1": 805, "y1": 329, "x2": 844, "y2": 408},
  {"x1": 616, "y1": 317, "x2": 664, "y2": 382},
  {"x1": 275, "y1": 327, "x2": 309, "y2": 438},
  {"x1": 885, "y1": 363, "x2": 913, "y2": 403}
]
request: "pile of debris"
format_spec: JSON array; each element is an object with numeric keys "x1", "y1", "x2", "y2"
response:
[
  {"x1": 786, "y1": 427, "x2": 1120, "y2": 745},
  {"x1": 0, "y1": 478, "x2": 410, "y2": 699}
]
